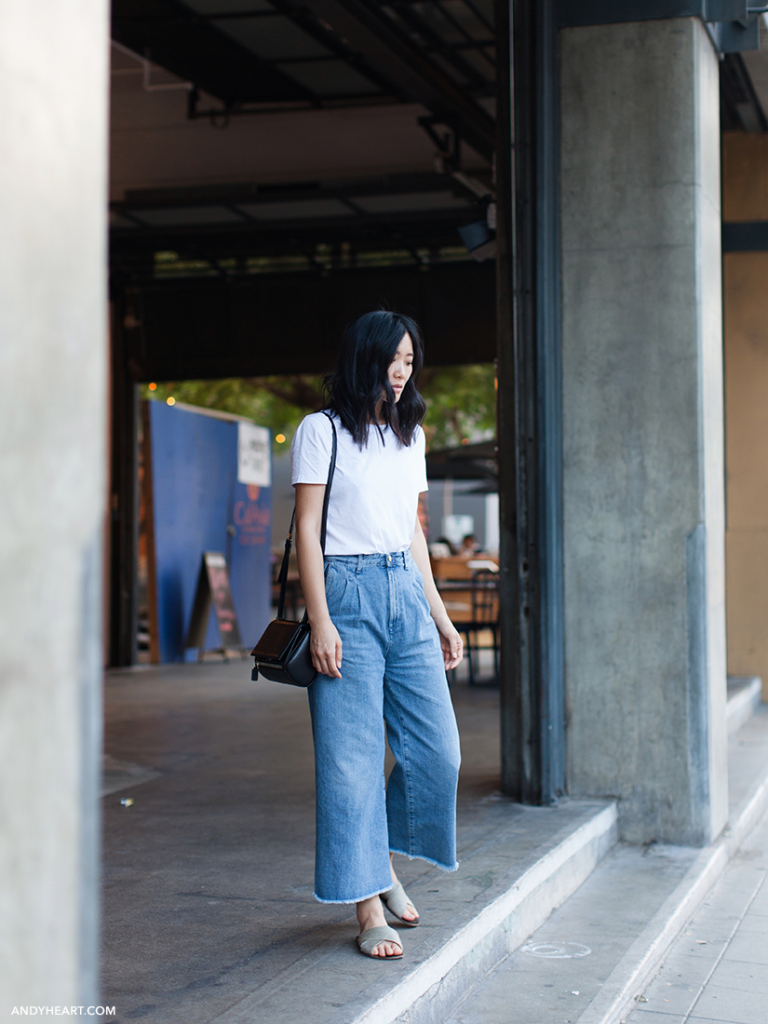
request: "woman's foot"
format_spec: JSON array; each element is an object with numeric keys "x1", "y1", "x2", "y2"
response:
[
  {"x1": 386, "y1": 856, "x2": 419, "y2": 924},
  {"x1": 356, "y1": 895, "x2": 401, "y2": 958}
]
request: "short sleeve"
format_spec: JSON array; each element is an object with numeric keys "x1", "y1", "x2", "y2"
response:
[
  {"x1": 415, "y1": 426, "x2": 428, "y2": 493},
  {"x1": 291, "y1": 413, "x2": 334, "y2": 485}
]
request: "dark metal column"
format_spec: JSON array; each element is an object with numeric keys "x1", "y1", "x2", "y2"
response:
[
  {"x1": 536, "y1": 0, "x2": 566, "y2": 803},
  {"x1": 496, "y1": 0, "x2": 564, "y2": 804},
  {"x1": 108, "y1": 275, "x2": 139, "y2": 667}
]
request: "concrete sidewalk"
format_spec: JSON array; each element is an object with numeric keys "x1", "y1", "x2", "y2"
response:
[
  {"x1": 439, "y1": 707, "x2": 768, "y2": 1024},
  {"x1": 101, "y1": 662, "x2": 612, "y2": 1024},
  {"x1": 624, "y1": 796, "x2": 768, "y2": 1024},
  {"x1": 101, "y1": 665, "x2": 768, "y2": 1024}
]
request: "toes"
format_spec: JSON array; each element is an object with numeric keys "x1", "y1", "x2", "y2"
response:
[{"x1": 372, "y1": 942, "x2": 399, "y2": 957}]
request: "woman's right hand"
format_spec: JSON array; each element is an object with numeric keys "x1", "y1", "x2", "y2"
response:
[
  {"x1": 310, "y1": 617, "x2": 343, "y2": 679},
  {"x1": 295, "y1": 483, "x2": 342, "y2": 679}
]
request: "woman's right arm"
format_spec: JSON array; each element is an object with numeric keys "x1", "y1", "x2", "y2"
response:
[{"x1": 294, "y1": 482, "x2": 343, "y2": 679}]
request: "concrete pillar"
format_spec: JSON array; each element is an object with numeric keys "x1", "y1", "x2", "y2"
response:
[
  {"x1": 722, "y1": 133, "x2": 768, "y2": 702},
  {"x1": 560, "y1": 18, "x2": 727, "y2": 845},
  {"x1": 0, "y1": 1, "x2": 109, "y2": 1006}
]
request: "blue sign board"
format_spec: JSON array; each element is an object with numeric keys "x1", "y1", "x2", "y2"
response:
[{"x1": 147, "y1": 401, "x2": 272, "y2": 662}]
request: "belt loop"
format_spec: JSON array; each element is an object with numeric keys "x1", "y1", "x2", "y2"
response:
[
  {"x1": 402, "y1": 551, "x2": 408, "y2": 569},
  {"x1": 357, "y1": 554, "x2": 363, "y2": 574}
]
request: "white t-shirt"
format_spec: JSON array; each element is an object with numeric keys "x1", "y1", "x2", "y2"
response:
[{"x1": 291, "y1": 411, "x2": 428, "y2": 556}]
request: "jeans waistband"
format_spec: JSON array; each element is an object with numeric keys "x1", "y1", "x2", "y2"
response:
[{"x1": 324, "y1": 551, "x2": 411, "y2": 571}]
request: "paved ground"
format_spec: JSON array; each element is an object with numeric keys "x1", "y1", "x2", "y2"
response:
[
  {"x1": 101, "y1": 659, "x2": 516, "y2": 1023},
  {"x1": 440, "y1": 710, "x2": 768, "y2": 1024},
  {"x1": 624, "y1": 802, "x2": 768, "y2": 1024},
  {"x1": 102, "y1": 662, "x2": 768, "y2": 1024},
  {"x1": 443, "y1": 842, "x2": 700, "y2": 1024}
]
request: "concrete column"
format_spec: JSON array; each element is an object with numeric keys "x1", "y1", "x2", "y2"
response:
[
  {"x1": 0, "y1": 1, "x2": 109, "y2": 1006},
  {"x1": 560, "y1": 18, "x2": 727, "y2": 845}
]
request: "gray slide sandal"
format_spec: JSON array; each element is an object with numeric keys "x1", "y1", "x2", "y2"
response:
[
  {"x1": 356, "y1": 925, "x2": 403, "y2": 959},
  {"x1": 382, "y1": 882, "x2": 420, "y2": 927}
]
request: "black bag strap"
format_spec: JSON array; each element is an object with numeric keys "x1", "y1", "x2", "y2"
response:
[{"x1": 276, "y1": 413, "x2": 337, "y2": 621}]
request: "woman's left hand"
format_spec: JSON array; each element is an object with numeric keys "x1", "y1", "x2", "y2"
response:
[{"x1": 434, "y1": 615, "x2": 463, "y2": 670}]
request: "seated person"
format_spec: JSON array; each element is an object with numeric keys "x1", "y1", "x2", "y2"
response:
[
  {"x1": 431, "y1": 536, "x2": 457, "y2": 557},
  {"x1": 458, "y1": 533, "x2": 481, "y2": 557}
]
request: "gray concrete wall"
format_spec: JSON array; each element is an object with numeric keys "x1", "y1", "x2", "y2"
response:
[
  {"x1": 560, "y1": 18, "x2": 727, "y2": 845},
  {"x1": 0, "y1": 2, "x2": 109, "y2": 1006}
]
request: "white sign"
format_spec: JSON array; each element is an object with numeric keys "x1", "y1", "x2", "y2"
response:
[{"x1": 237, "y1": 423, "x2": 271, "y2": 486}]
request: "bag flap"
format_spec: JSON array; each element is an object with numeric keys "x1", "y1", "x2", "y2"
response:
[{"x1": 251, "y1": 619, "x2": 306, "y2": 661}]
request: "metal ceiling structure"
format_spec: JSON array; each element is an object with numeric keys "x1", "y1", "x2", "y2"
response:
[
  {"x1": 109, "y1": 1, "x2": 768, "y2": 288},
  {"x1": 110, "y1": 172, "x2": 493, "y2": 280},
  {"x1": 110, "y1": 2, "x2": 501, "y2": 283},
  {"x1": 426, "y1": 439, "x2": 497, "y2": 481},
  {"x1": 722, "y1": 50, "x2": 768, "y2": 131},
  {"x1": 111, "y1": 0, "x2": 496, "y2": 156}
]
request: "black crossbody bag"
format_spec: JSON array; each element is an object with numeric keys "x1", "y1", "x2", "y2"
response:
[{"x1": 250, "y1": 414, "x2": 337, "y2": 687}]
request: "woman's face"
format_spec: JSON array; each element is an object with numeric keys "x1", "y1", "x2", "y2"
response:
[{"x1": 388, "y1": 333, "x2": 414, "y2": 403}]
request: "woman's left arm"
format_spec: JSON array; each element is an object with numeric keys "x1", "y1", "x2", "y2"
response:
[{"x1": 410, "y1": 514, "x2": 463, "y2": 670}]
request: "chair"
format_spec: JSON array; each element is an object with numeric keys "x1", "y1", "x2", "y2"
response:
[{"x1": 455, "y1": 569, "x2": 499, "y2": 685}]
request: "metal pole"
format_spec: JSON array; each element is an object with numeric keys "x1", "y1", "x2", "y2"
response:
[
  {"x1": 535, "y1": 0, "x2": 566, "y2": 802},
  {"x1": 496, "y1": 0, "x2": 542, "y2": 803},
  {"x1": 108, "y1": 275, "x2": 139, "y2": 667}
]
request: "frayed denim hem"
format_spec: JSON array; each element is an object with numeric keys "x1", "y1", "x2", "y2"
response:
[
  {"x1": 389, "y1": 848, "x2": 459, "y2": 872},
  {"x1": 313, "y1": 883, "x2": 393, "y2": 905}
]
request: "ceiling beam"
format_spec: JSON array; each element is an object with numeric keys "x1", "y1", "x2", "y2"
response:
[
  {"x1": 116, "y1": 171, "x2": 489, "y2": 209},
  {"x1": 720, "y1": 52, "x2": 768, "y2": 132},
  {"x1": 304, "y1": 0, "x2": 496, "y2": 159},
  {"x1": 112, "y1": 0, "x2": 314, "y2": 105},
  {"x1": 109, "y1": 218, "x2": 473, "y2": 276},
  {"x1": 109, "y1": 173, "x2": 490, "y2": 271}
]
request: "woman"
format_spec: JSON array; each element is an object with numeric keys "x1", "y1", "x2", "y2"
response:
[{"x1": 291, "y1": 310, "x2": 463, "y2": 960}]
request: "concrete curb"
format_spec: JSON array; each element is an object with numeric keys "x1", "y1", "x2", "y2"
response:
[
  {"x1": 357, "y1": 803, "x2": 618, "y2": 1024},
  {"x1": 575, "y1": 770, "x2": 768, "y2": 1024},
  {"x1": 726, "y1": 678, "x2": 762, "y2": 736},
  {"x1": 207, "y1": 801, "x2": 618, "y2": 1024}
]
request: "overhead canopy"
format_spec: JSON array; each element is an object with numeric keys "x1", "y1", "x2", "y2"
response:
[
  {"x1": 111, "y1": 0, "x2": 496, "y2": 156},
  {"x1": 109, "y1": 1, "x2": 768, "y2": 382},
  {"x1": 426, "y1": 438, "x2": 497, "y2": 481},
  {"x1": 110, "y1": 171, "x2": 493, "y2": 278}
]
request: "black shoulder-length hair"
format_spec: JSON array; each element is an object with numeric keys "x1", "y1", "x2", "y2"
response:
[{"x1": 323, "y1": 310, "x2": 427, "y2": 447}]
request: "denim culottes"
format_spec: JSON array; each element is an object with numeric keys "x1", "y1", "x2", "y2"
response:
[{"x1": 308, "y1": 551, "x2": 461, "y2": 904}]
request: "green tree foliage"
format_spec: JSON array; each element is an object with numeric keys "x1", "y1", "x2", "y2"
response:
[
  {"x1": 141, "y1": 363, "x2": 496, "y2": 451},
  {"x1": 419, "y1": 364, "x2": 496, "y2": 449}
]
